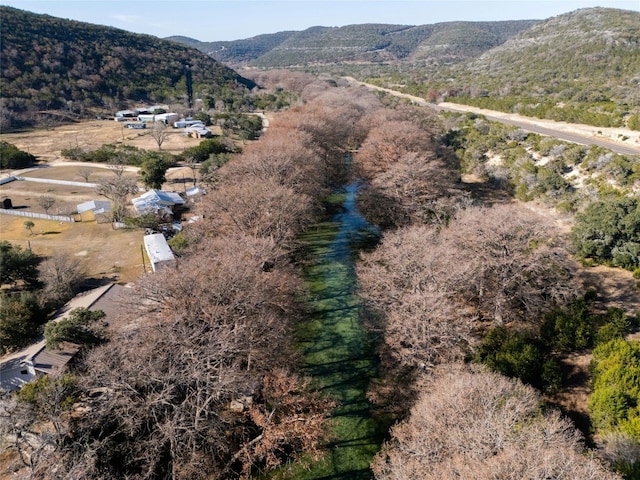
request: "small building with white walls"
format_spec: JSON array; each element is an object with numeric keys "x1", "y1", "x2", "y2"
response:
[
  {"x1": 144, "y1": 233, "x2": 175, "y2": 273},
  {"x1": 132, "y1": 189, "x2": 185, "y2": 216}
]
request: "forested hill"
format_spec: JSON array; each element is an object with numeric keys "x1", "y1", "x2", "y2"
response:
[
  {"x1": 167, "y1": 20, "x2": 538, "y2": 67},
  {"x1": 0, "y1": 6, "x2": 255, "y2": 130},
  {"x1": 441, "y1": 7, "x2": 640, "y2": 110}
]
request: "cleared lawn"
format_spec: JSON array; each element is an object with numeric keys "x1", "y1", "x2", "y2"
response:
[
  {"x1": 0, "y1": 120, "x2": 205, "y2": 285},
  {"x1": 0, "y1": 119, "x2": 204, "y2": 163},
  {"x1": 0, "y1": 214, "x2": 146, "y2": 283}
]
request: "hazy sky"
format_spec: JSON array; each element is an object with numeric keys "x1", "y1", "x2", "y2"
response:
[{"x1": 2, "y1": 0, "x2": 639, "y2": 41}]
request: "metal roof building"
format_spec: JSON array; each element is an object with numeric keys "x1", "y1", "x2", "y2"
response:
[{"x1": 144, "y1": 233, "x2": 175, "y2": 272}]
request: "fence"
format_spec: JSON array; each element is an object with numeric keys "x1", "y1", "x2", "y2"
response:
[
  {"x1": 0, "y1": 176, "x2": 17, "y2": 185},
  {"x1": 0, "y1": 208, "x2": 76, "y2": 222},
  {"x1": 14, "y1": 176, "x2": 97, "y2": 188}
]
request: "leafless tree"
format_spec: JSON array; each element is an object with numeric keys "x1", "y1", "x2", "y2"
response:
[
  {"x1": 150, "y1": 121, "x2": 169, "y2": 150},
  {"x1": 44, "y1": 234, "x2": 334, "y2": 479},
  {"x1": 37, "y1": 195, "x2": 56, "y2": 214},
  {"x1": 358, "y1": 203, "x2": 577, "y2": 375},
  {"x1": 38, "y1": 252, "x2": 85, "y2": 305},
  {"x1": 201, "y1": 178, "x2": 316, "y2": 249},
  {"x1": 76, "y1": 167, "x2": 93, "y2": 183},
  {"x1": 372, "y1": 364, "x2": 622, "y2": 480},
  {"x1": 107, "y1": 159, "x2": 127, "y2": 179},
  {"x1": 95, "y1": 163, "x2": 139, "y2": 221}
]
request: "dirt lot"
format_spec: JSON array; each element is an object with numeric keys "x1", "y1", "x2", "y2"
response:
[{"x1": 1, "y1": 119, "x2": 206, "y2": 164}]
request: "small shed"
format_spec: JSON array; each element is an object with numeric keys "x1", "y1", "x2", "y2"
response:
[
  {"x1": 144, "y1": 233, "x2": 175, "y2": 272},
  {"x1": 77, "y1": 200, "x2": 112, "y2": 223}
]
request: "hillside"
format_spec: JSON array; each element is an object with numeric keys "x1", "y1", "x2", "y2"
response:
[
  {"x1": 0, "y1": 6, "x2": 256, "y2": 131},
  {"x1": 448, "y1": 8, "x2": 640, "y2": 105},
  {"x1": 373, "y1": 7, "x2": 640, "y2": 129},
  {"x1": 171, "y1": 20, "x2": 538, "y2": 67}
]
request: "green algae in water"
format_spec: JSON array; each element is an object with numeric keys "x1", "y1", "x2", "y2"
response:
[{"x1": 274, "y1": 184, "x2": 384, "y2": 480}]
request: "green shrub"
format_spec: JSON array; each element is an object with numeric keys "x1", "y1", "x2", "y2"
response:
[
  {"x1": 541, "y1": 298, "x2": 594, "y2": 352},
  {"x1": 475, "y1": 327, "x2": 550, "y2": 391},
  {"x1": 0, "y1": 141, "x2": 36, "y2": 169},
  {"x1": 589, "y1": 339, "x2": 640, "y2": 441},
  {"x1": 571, "y1": 196, "x2": 640, "y2": 269},
  {"x1": 44, "y1": 307, "x2": 106, "y2": 349},
  {"x1": 0, "y1": 291, "x2": 46, "y2": 353}
]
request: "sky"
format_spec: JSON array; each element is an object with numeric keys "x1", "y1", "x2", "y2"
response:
[{"x1": 2, "y1": 0, "x2": 639, "y2": 41}]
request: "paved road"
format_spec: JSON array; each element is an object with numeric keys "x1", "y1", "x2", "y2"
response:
[
  {"x1": 433, "y1": 103, "x2": 640, "y2": 156},
  {"x1": 345, "y1": 77, "x2": 640, "y2": 156}
]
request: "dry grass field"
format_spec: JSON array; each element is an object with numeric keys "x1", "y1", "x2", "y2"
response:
[
  {"x1": 1, "y1": 119, "x2": 206, "y2": 163},
  {"x1": 0, "y1": 215, "x2": 146, "y2": 283},
  {"x1": 0, "y1": 119, "x2": 206, "y2": 285}
]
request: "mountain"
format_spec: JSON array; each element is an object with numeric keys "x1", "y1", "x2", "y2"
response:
[
  {"x1": 431, "y1": 7, "x2": 640, "y2": 127},
  {"x1": 0, "y1": 6, "x2": 256, "y2": 130},
  {"x1": 171, "y1": 20, "x2": 538, "y2": 68},
  {"x1": 453, "y1": 8, "x2": 640, "y2": 101}
]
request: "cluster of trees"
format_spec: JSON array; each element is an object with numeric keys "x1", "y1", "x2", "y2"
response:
[
  {"x1": 9, "y1": 72, "x2": 388, "y2": 479},
  {"x1": 0, "y1": 141, "x2": 36, "y2": 169},
  {"x1": 0, "y1": 241, "x2": 85, "y2": 353},
  {"x1": 571, "y1": 196, "x2": 640, "y2": 270},
  {"x1": 476, "y1": 296, "x2": 632, "y2": 394},
  {"x1": 440, "y1": 112, "x2": 640, "y2": 276},
  {"x1": 372, "y1": 365, "x2": 623, "y2": 479},
  {"x1": 350, "y1": 90, "x2": 629, "y2": 476}
]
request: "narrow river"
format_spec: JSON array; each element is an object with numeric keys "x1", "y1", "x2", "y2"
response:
[{"x1": 286, "y1": 182, "x2": 384, "y2": 479}]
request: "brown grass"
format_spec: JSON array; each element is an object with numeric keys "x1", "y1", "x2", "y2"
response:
[
  {"x1": 0, "y1": 120, "x2": 207, "y2": 285},
  {"x1": 1, "y1": 119, "x2": 205, "y2": 163},
  {"x1": 0, "y1": 214, "x2": 146, "y2": 283}
]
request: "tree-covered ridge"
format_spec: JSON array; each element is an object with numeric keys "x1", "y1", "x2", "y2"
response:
[
  {"x1": 167, "y1": 30, "x2": 300, "y2": 64},
  {"x1": 173, "y1": 20, "x2": 537, "y2": 67},
  {"x1": 455, "y1": 8, "x2": 640, "y2": 104},
  {"x1": 0, "y1": 6, "x2": 256, "y2": 130},
  {"x1": 368, "y1": 8, "x2": 640, "y2": 129}
]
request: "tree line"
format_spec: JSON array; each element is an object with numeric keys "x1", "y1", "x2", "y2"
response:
[{"x1": 351, "y1": 94, "x2": 633, "y2": 475}]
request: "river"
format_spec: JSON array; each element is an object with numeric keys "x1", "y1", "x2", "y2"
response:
[{"x1": 285, "y1": 182, "x2": 384, "y2": 479}]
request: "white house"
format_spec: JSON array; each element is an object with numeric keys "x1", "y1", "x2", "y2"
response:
[
  {"x1": 132, "y1": 189, "x2": 185, "y2": 216},
  {"x1": 144, "y1": 233, "x2": 175, "y2": 272}
]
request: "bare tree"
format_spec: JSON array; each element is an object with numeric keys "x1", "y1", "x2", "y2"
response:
[
  {"x1": 358, "y1": 203, "x2": 577, "y2": 374},
  {"x1": 150, "y1": 121, "x2": 169, "y2": 150},
  {"x1": 372, "y1": 364, "x2": 622, "y2": 480},
  {"x1": 38, "y1": 252, "x2": 85, "y2": 305},
  {"x1": 202, "y1": 179, "x2": 314, "y2": 249},
  {"x1": 37, "y1": 195, "x2": 56, "y2": 214},
  {"x1": 107, "y1": 156, "x2": 128, "y2": 178},
  {"x1": 95, "y1": 162, "x2": 139, "y2": 221},
  {"x1": 76, "y1": 166, "x2": 93, "y2": 183},
  {"x1": 44, "y1": 234, "x2": 334, "y2": 479}
]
